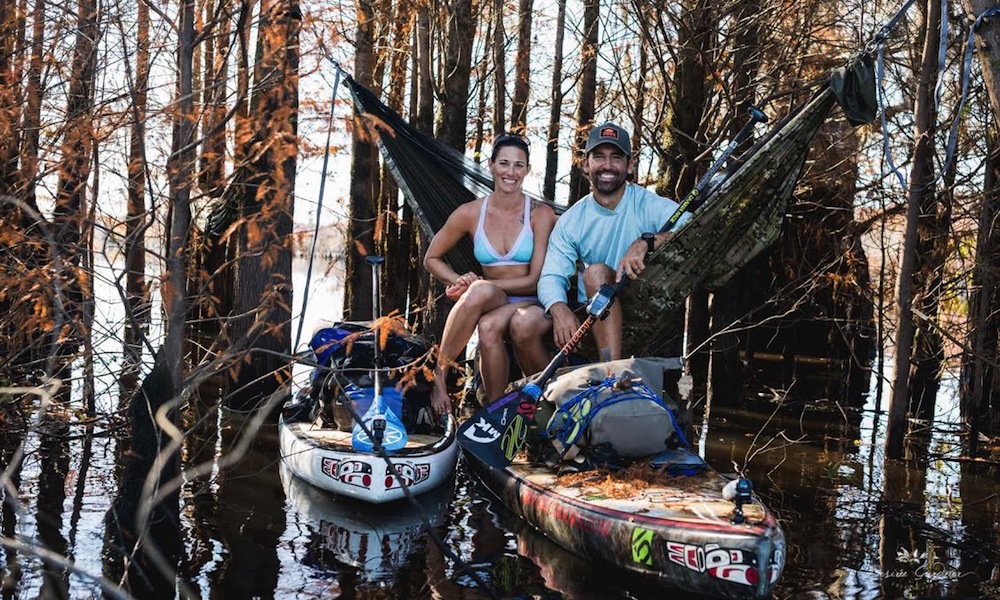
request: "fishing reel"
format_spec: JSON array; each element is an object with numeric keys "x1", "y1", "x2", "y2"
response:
[{"x1": 586, "y1": 284, "x2": 618, "y2": 320}]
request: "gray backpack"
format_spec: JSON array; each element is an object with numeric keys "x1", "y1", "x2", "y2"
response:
[{"x1": 542, "y1": 357, "x2": 682, "y2": 458}]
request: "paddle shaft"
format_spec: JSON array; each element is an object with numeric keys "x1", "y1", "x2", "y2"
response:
[
  {"x1": 662, "y1": 106, "x2": 768, "y2": 231},
  {"x1": 366, "y1": 256, "x2": 385, "y2": 399}
]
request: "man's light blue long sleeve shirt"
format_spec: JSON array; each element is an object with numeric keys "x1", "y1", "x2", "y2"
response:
[{"x1": 537, "y1": 183, "x2": 688, "y2": 310}]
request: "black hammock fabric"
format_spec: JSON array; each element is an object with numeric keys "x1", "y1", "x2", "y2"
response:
[{"x1": 344, "y1": 60, "x2": 875, "y2": 356}]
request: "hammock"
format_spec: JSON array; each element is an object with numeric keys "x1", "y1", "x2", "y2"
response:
[
  {"x1": 344, "y1": 59, "x2": 875, "y2": 357},
  {"x1": 622, "y1": 88, "x2": 838, "y2": 355}
]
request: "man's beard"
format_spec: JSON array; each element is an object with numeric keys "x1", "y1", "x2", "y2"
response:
[{"x1": 589, "y1": 169, "x2": 627, "y2": 195}]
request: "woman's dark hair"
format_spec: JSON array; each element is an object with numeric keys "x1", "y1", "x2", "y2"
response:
[{"x1": 490, "y1": 132, "x2": 530, "y2": 161}]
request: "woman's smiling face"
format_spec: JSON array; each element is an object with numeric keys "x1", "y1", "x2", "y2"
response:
[{"x1": 489, "y1": 145, "x2": 530, "y2": 193}]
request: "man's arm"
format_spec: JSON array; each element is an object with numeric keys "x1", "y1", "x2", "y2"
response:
[
  {"x1": 536, "y1": 217, "x2": 577, "y2": 311},
  {"x1": 616, "y1": 189, "x2": 691, "y2": 281}
]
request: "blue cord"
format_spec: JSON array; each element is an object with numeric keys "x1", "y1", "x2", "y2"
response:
[{"x1": 294, "y1": 65, "x2": 343, "y2": 352}]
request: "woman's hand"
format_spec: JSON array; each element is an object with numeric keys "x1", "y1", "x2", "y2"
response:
[{"x1": 446, "y1": 272, "x2": 481, "y2": 300}]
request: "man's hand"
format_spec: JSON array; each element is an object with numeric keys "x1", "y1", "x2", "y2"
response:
[
  {"x1": 549, "y1": 303, "x2": 580, "y2": 349},
  {"x1": 616, "y1": 239, "x2": 650, "y2": 281},
  {"x1": 617, "y1": 232, "x2": 670, "y2": 281}
]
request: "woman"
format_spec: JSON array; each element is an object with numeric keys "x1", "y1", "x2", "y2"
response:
[{"x1": 424, "y1": 133, "x2": 557, "y2": 416}]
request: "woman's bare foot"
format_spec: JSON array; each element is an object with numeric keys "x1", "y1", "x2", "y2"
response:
[{"x1": 431, "y1": 378, "x2": 452, "y2": 417}]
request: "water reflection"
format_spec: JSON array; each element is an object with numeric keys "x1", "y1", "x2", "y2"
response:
[
  {"x1": 2, "y1": 373, "x2": 998, "y2": 599},
  {"x1": 280, "y1": 462, "x2": 451, "y2": 585}
]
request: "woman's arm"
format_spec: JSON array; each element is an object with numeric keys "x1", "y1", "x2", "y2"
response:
[
  {"x1": 487, "y1": 202, "x2": 558, "y2": 296},
  {"x1": 424, "y1": 201, "x2": 480, "y2": 286}
]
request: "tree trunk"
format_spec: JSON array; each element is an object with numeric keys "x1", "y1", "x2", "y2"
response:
[
  {"x1": 473, "y1": 37, "x2": 489, "y2": 161},
  {"x1": 344, "y1": 0, "x2": 379, "y2": 321},
  {"x1": 709, "y1": 0, "x2": 760, "y2": 400},
  {"x1": 0, "y1": 0, "x2": 21, "y2": 194},
  {"x1": 492, "y1": 0, "x2": 506, "y2": 134},
  {"x1": 165, "y1": 0, "x2": 196, "y2": 391},
  {"x1": 658, "y1": 0, "x2": 710, "y2": 200},
  {"x1": 887, "y1": 0, "x2": 941, "y2": 458},
  {"x1": 229, "y1": 0, "x2": 299, "y2": 408},
  {"x1": 568, "y1": 0, "x2": 597, "y2": 204},
  {"x1": 380, "y1": 2, "x2": 412, "y2": 316},
  {"x1": 20, "y1": 0, "x2": 44, "y2": 209},
  {"x1": 963, "y1": 131, "x2": 1000, "y2": 455},
  {"x1": 657, "y1": 0, "x2": 712, "y2": 362},
  {"x1": 543, "y1": 0, "x2": 566, "y2": 202},
  {"x1": 960, "y1": 0, "x2": 1000, "y2": 454},
  {"x1": 199, "y1": 0, "x2": 230, "y2": 200},
  {"x1": 511, "y1": 0, "x2": 532, "y2": 131},
  {"x1": 424, "y1": 0, "x2": 474, "y2": 334},
  {"x1": 438, "y1": 0, "x2": 474, "y2": 150},
  {"x1": 52, "y1": 0, "x2": 99, "y2": 356},
  {"x1": 963, "y1": 0, "x2": 1000, "y2": 119},
  {"x1": 124, "y1": 0, "x2": 150, "y2": 380}
]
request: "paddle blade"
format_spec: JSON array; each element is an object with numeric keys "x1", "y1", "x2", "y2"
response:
[
  {"x1": 458, "y1": 384, "x2": 542, "y2": 469},
  {"x1": 352, "y1": 394, "x2": 408, "y2": 452}
]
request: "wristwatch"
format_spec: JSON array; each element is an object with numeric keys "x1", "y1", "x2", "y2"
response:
[{"x1": 641, "y1": 232, "x2": 656, "y2": 255}]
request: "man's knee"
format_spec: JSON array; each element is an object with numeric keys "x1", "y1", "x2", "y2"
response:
[{"x1": 582, "y1": 263, "x2": 615, "y2": 292}]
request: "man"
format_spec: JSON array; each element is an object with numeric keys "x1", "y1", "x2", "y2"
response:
[{"x1": 509, "y1": 122, "x2": 688, "y2": 373}]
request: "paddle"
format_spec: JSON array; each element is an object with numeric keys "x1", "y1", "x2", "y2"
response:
[
  {"x1": 458, "y1": 107, "x2": 768, "y2": 469},
  {"x1": 663, "y1": 105, "x2": 769, "y2": 230},
  {"x1": 352, "y1": 255, "x2": 408, "y2": 453}
]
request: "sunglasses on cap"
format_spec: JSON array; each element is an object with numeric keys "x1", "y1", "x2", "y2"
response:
[
  {"x1": 491, "y1": 132, "x2": 530, "y2": 159},
  {"x1": 495, "y1": 132, "x2": 529, "y2": 145}
]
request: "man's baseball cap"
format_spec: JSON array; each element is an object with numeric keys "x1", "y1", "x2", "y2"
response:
[{"x1": 585, "y1": 122, "x2": 631, "y2": 156}]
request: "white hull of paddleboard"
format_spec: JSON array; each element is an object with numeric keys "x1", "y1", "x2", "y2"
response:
[{"x1": 279, "y1": 415, "x2": 459, "y2": 504}]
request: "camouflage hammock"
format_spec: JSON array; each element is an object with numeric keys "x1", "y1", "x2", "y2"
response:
[
  {"x1": 622, "y1": 89, "x2": 839, "y2": 356},
  {"x1": 344, "y1": 59, "x2": 874, "y2": 357}
]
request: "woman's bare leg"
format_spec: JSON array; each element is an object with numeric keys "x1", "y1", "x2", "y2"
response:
[
  {"x1": 476, "y1": 302, "x2": 529, "y2": 400},
  {"x1": 510, "y1": 304, "x2": 554, "y2": 376},
  {"x1": 431, "y1": 280, "x2": 507, "y2": 416}
]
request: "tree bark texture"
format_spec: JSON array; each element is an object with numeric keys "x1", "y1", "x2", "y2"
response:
[
  {"x1": 379, "y1": 1, "x2": 412, "y2": 316},
  {"x1": 961, "y1": 0, "x2": 1000, "y2": 453},
  {"x1": 345, "y1": 0, "x2": 378, "y2": 321},
  {"x1": 709, "y1": 0, "x2": 760, "y2": 400},
  {"x1": 492, "y1": 0, "x2": 506, "y2": 135},
  {"x1": 511, "y1": 0, "x2": 532, "y2": 131},
  {"x1": 124, "y1": 0, "x2": 150, "y2": 372},
  {"x1": 0, "y1": 0, "x2": 21, "y2": 194},
  {"x1": 655, "y1": 0, "x2": 713, "y2": 362},
  {"x1": 568, "y1": 0, "x2": 598, "y2": 205},
  {"x1": 887, "y1": 0, "x2": 942, "y2": 458},
  {"x1": 543, "y1": 0, "x2": 566, "y2": 202},
  {"x1": 963, "y1": 133, "x2": 1000, "y2": 454},
  {"x1": 51, "y1": 0, "x2": 99, "y2": 355},
  {"x1": 437, "y1": 0, "x2": 474, "y2": 150}
]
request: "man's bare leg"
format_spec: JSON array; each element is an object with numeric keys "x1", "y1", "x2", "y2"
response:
[{"x1": 583, "y1": 263, "x2": 622, "y2": 361}]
